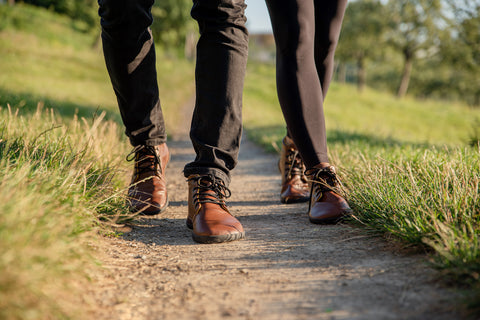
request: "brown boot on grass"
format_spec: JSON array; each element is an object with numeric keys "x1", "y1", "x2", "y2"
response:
[
  {"x1": 306, "y1": 164, "x2": 352, "y2": 224},
  {"x1": 127, "y1": 144, "x2": 169, "y2": 215}
]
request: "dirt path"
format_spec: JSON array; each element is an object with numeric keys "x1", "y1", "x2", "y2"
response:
[{"x1": 86, "y1": 103, "x2": 463, "y2": 320}]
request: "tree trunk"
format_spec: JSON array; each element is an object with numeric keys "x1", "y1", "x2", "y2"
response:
[
  {"x1": 397, "y1": 52, "x2": 413, "y2": 98},
  {"x1": 7, "y1": 0, "x2": 15, "y2": 5},
  {"x1": 357, "y1": 56, "x2": 366, "y2": 92}
]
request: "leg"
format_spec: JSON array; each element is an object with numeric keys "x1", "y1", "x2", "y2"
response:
[
  {"x1": 184, "y1": 0, "x2": 248, "y2": 243},
  {"x1": 266, "y1": 0, "x2": 328, "y2": 168},
  {"x1": 98, "y1": 0, "x2": 169, "y2": 214},
  {"x1": 279, "y1": 0, "x2": 347, "y2": 204},
  {"x1": 266, "y1": 0, "x2": 351, "y2": 223},
  {"x1": 98, "y1": 0, "x2": 166, "y2": 146},
  {"x1": 314, "y1": 0, "x2": 348, "y2": 96},
  {"x1": 308, "y1": 0, "x2": 350, "y2": 223},
  {"x1": 184, "y1": 0, "x2": 249, "y2": 186}
]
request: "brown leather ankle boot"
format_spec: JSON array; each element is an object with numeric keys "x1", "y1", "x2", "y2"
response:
[
  {"x1": 306, "y1": 165, "x2": 352, "y2": 224},
  {"x1": 186, "y1": 174, "x2": 245, "y2": 244},
  {"x1": 279, "y1": 136, "x2": 309, "y2": 204},
  {"x1": 127, "y1": 144, "x2": 169, "y2": 215}
]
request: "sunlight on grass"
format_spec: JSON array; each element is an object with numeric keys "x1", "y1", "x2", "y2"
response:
[
  {"x1": 0, "y1": 104, "x2": 133, "y2": 319},
  {"x1": 244, "y1": 62, "x2": 480, "y2": 148},
  {"x1": 326, "y1": 84, "x2": 479, "y2": 146},
  {"x1": 0, "y1": 5, "x2": 195, "y2": 318},
  {"x1": 0, "y1": 4, "x2": 195, "y2": 130},
  {"x1": 0, "y1": 30, "x2": 195, "y2": 129},
  {"x1": 244, "y1": 60, "x2": 480, "y2": 289}
]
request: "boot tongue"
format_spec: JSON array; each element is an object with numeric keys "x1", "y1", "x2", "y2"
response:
[
  {"x1": 189, "y1": 175, "x2": 231, "y2": 213},
  {"x1": 135, "y1": 149, "x2": 159, "y2": 177},
  {"x1": 285, "y1": 149, "x2": 305, "y2": 179},
  {"x1": 305, "y1": 166, "x2": 338, "y2": 192},
  {"x1": 196, "y1": 175, "x2": 231, "y2": 199},
  {"x1": 198, "y1": 177, "x2": 214, "y2": 188},
  {"x1": 137, "y1": 152, "x2": 155, "y2": 166},
  {"x1": 317, "y1": 167, "x2": 337, "y2": 191}
]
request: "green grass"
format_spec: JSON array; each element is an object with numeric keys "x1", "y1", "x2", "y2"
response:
[
  {"x1": 244, "y1": 61, "x2": 480, "y2": 296},
  {"x1": 244, "y1": 62, "x2": 480, "y2": 150},
  {"x1": 0, "y1": 105, "x2": 131, "y2": 319},
  {"x1": 0, "y1": 4, "x2": 195, "y2": 319},
  {"x1": 0, "y1": 3, "x2": 194, "y2": 128},
  {"x1": 2, "y1": 2, "x2": 480, "y2": 318}
]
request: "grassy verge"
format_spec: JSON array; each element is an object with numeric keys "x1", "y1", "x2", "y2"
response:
[
  {"x1": 244, "y1": 61, "x2": 480, "y2": 304},
  {"x1": 0, "y1": 4, "x2": 194, "y2": 319},
  {"x1": 0, "y1": 105, "x2": 131, "y2": 319}
]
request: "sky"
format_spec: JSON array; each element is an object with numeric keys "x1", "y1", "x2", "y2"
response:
[{"x1": 245, "y1": 0, "x2": 273, "y2": 34}]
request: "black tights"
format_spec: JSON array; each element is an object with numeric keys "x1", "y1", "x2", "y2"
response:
[{"x1": 265, "y1": 0, "x2": 347, "y2": 168}]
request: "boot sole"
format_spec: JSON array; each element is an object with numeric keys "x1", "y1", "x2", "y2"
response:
[
  {"x1": 281, "y1": 196, "x2": 309, "y2": 204},
  {"x1": 309, "y1": 209, "x2": 353, "y2": 225},
  {"x1": 192, "y1": 232, "x2": 246, "y2": 244},
  {"x1": 129, "y1": 198, "x2": 169, "y2": 216},
  {"x1": 186, "y1": 220, "x2": 245, "y2": 244},
  {"x1": 139, "y1": 202, "x2": 168, "y2": 215}
]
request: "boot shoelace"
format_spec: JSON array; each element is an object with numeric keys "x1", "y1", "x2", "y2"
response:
[
  {"x1": 188, "y1": 174, "x2": 231, "y2": 209},
  {"x1": 305, "y1": 167, "x2": 339, "y2": 201},
  {"x1": 126, "y1": 145, "x2": 163, "y2": 177},
  {"x1": 284, "y1": 148, "x2": 306, "y2": 181}
]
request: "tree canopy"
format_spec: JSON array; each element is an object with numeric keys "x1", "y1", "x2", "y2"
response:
[
  {"x1": 337, "y1": 0, "x2": 480, "y2": 106},
  {"x1": 5, "y1": 0, "x2": 480, "y2": 106}
]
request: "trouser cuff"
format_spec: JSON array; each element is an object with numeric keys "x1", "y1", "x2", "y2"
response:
[{"x1": 183, "y1": 167, "x2": 231, "y2": 187}]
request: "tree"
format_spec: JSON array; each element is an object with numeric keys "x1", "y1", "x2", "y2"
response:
[
  {"x1": 20, "y1": 0, "x2": 97, "y2": 30},
  {"x1": 337, "y1": 0, "x2": 388, "y2": 91},
  {"x1": 442, "y1": 0, "x2": 480, "y2": 106},
  {"x1": 385, "y1": 0, "x2": 445, "y2": 98},
  {"x1": 151, "y1": 0, "x2": 196, "y2": 55},
  {"x1": 17, "y1": 0, "x2": 197, "y2": 56}
]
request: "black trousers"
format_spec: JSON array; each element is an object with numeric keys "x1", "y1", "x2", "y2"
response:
[
  {"x1": 265, "y1": 0, "x2": 347, "y2": 168},
  {"x1": 98, "y1": 0, "x2": 248, "y2": 185}
]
